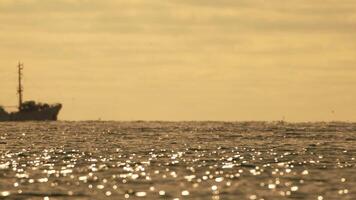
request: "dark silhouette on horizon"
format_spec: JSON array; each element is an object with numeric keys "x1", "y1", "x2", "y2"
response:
[{"x1": 0, "y1": 62, "x2": 62, "y2": 121}]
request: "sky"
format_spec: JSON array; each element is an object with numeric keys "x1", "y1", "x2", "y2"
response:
[{"x1": 0, "y1": 0, "x2": 356, "y2": 121}]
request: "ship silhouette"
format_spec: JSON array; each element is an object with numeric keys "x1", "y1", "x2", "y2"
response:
[{"x1": 0, "y1": 63, "x2": 62, "y2": 121}]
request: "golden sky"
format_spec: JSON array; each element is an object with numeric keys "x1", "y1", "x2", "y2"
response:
[{"x1": 0, "y1": 0, "x2": 356, "y2": 121}]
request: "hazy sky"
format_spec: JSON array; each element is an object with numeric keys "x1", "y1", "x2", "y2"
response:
[{"x1": 1, "y1": 0, "x2": 356, "y2": 121}]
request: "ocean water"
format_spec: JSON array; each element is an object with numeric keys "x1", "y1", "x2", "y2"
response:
[{"x1": 0, "y1": 121, "x2": 355, "y2": 200}]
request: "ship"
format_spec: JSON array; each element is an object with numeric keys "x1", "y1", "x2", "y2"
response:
[{"x1": 0, "y1": 63, "x2": 62, "y2": 121}]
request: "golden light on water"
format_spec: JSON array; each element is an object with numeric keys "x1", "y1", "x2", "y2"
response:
[{"x1": 0, "y1": 121, "x2": 355, "y2": 199}]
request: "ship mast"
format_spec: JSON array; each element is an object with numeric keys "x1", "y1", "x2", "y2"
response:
[{"x1": 17, "y1": 62, "x2": 24, "y2": 111}]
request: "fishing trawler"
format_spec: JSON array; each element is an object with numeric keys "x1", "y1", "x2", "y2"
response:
[{"x1": 0, "y1": 63, "x2": 62, "y2": 121}]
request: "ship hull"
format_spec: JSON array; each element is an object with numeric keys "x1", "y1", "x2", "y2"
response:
[{"x1": 0, "y1": 104, "x2": 62, "y2": 121}]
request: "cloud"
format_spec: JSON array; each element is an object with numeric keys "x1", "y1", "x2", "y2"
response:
[
  {"x1": 1, "y1": 0, "x2": 355, "y2": 36},
  {"x1": 0, "y1": 0, "x2": 356, "y2": 120}
]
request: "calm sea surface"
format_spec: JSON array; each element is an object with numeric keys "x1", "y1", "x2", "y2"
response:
[{"x1": 0, "y1": 121, "x2": 355, "y2": 200}]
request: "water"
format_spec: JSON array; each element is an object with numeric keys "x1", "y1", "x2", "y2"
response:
[{"x1": 0, "y1": 121, "x2": 355, "y2": 200}]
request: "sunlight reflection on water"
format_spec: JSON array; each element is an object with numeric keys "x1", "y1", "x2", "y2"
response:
[{"x1": 0, "y1": 121, "x2": 355, "y2": 199}]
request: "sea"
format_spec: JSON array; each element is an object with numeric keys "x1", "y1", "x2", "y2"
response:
[{"x1": 0, "y1": 121, "x2": 355, "y2": 200}]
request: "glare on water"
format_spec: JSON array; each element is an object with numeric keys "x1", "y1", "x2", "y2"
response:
[{"x1": 0, "y1": 121, "x2": 355, "y2": 199}]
